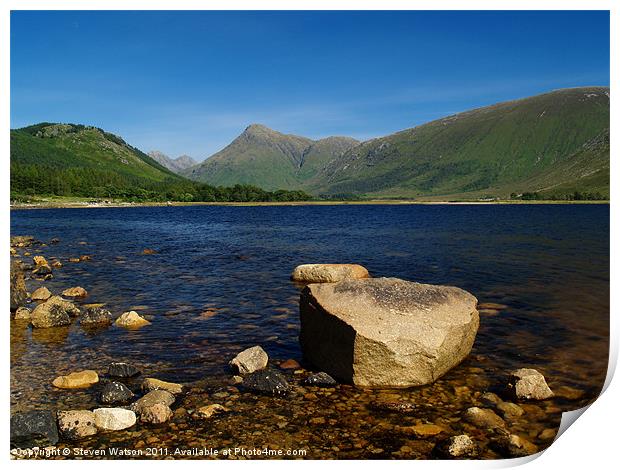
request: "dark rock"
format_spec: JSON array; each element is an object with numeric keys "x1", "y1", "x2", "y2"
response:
[
  {"x1": 304, "y1": 372, "x2": 337, "y2": 387},
  {"x1": 99, "y1": 381, "x2": 134, "y2": 405},
  {"x1": 10, "y1": 261, "x2": 27, "y2": 311},
  {"x1": 491, "y1": 433, "x2": 538, "y2": 457},
  {"x1": 50, "y1": 238, "x2": 60, "y2": 244},
  {"x1": 108, "y1": 362, "x2": 141, "y2": 378},
  {"x1": 241, "y1": 369, "x2": 290, "y2": 396},
  {"x1": 10, "y1": 410, "x2": 59, "y2": 448},
  {"x1": 81, "y1": 307, "x2": 113, "y2": 327}
]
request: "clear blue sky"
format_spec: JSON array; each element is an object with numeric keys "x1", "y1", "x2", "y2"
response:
[{"x1": 11, "y1": 10, "x2": 609, "y2": 160}]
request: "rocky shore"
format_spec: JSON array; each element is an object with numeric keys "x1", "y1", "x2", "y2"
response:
[{"x1": 9, "y1": 236, "x2": 588, "y2": 460}]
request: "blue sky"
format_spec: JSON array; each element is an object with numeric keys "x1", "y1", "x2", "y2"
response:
[{"x1": 11, "y1": 10, "x2": 609, "y2": 160}]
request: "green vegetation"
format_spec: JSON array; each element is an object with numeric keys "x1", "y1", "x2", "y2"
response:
[{"x1": 10, "y1": 123, "x2": 312, "y2": 203}]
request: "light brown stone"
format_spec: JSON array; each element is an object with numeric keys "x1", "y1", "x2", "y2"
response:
[
  {"x1": 115, "y1": 311, "x2": 151, "y2": 328},
  {"x1": 52, "y1": 370, "x2": 99, "y2": 389},
  {"x1": 57, "y1": 410, "x2": 98, "y2": 439},
  {"x1": 142, "y1": 378, "x2": 183, "y2": 395},
  {"x1": 31, "y1": 287, "x2": 52, "y2": 301},
  {"x1": 291, "y1": 263, "x2": 369, "y2": 283},
  {"x1": 62, "y1": 286, "x2": 88, "y2": 298}
]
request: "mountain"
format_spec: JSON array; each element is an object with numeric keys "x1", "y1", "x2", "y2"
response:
[
  {"x1": 11, "y1": 123, "x2": 185, "y2": 198},
  {"x1": 148, "y1": 150, "x2": 197, "y2": 174},
  {"x1": 182, "y1": 124, "x2": 359, "y2": 190},
  {"x1": 312, "y1": 87, "x2": 609, "y2": 199}
]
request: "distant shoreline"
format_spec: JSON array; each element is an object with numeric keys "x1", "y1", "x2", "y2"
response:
[{"x1": 9, "y1": 199, "x2": 610, "y2": 210}]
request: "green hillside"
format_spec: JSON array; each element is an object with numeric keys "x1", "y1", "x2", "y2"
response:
[
  {"x1": 10, "y1": 123, "x2": 310, "y2": 202},
  {"x1": 182, "y1": 124, "x2": 359, "y2": 190},
  {"x1": 312, "y1": 87, "x2": 609, "y2": 199}
]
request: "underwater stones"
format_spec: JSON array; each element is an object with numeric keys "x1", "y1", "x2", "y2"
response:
[
  {"x1": 108, "y1": 362, "x2": 141, "y2": 378},
  {"x1": 10, "y1": 410, "x2": 59, "y2": 448},
  {"x1": 62, "y1": 286, "x2": 88, "y2": 298},
  {"x1": 31, "y1": 296, "x2": 80, "y2": 328},
  {"x1": 196, "y1": 404, "x2": 229, "y2": 419},
  {"x1": 279, "y1": 358, "x2": 301, "y2": 370},
  {"x1": 93, "y1": 408, "x2": 136, "y2": 431},
  {"x1": 496, "y1": 401, "x2": 524, "y2": 419},
  {"x1": 31, "y1": 286, "x2": 52, "y2": 301},
  {"x1": 304, "y1": 372, "x2": 337, "y2": 387},
  {"x1": 508, "y1": 369, "x2": 554, "y2": 400},
  {"x1": 435, "y1": 435, "x2": 479, "y2": 458},
  {"x1": 398, "y1": 423, "x2": 445, "y2": 438},
  {"x1": 139, "y1": 403, "x2": 173, "y2": 424},
  {"x1": 241, "y1": 369, "x2": 290, "y2": 396},
  {"x1": 80, "y1": 307, "x2": 113, "y2": 327},
  {"x1": 57, "y1": 410, "x2": 98, "y2": 440},
  {"x1": 115, "y1": 311, "x2": 151, "y2": 328},
  {"x1": 99, "y1": 382, "x2": 134, "y2": 405},
  {"x1": 300, "y1": 277, "x2": 479, "y2": 387},
  {"x1": 142, "y1": 378, "x2": 183, "y2": 395},
  {"x1": 463, "y1": 407, "x2": 506, "y2": 430},
  {"x1": 229, "y1": 346, "x2": 269, "y2": 375},
  {"x1": 291, "y1": 263, "x2": 369, "y2": 283},
  {"x1": 492, "y1": 433, "x2": 538, "y2": 457},
  {"x1": 52, "y1": 370, "x2": 99, "y2": 389}
]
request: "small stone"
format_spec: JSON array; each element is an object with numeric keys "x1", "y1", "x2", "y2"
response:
[
  {"x1": 508, "y1": 369, "x2": 554, "y2": 400},
  {"x1": 14, "y1": 307, "x2": 32, "y2": 320},
  {"x1": 538, "y1": 428, "x2": 557, "y2": 440},
  {"x1": 496, "y1": 401, "x2": 524, "y2": 419},
  {"x1": 279, "y1": 359, "x2": 301, "y2": 370},
  {"x1": 400, "y1": 423, "x2": 444, "y2": 438},
  {"x1": 57, "y1": 410, "x2": 98, "y2": 440},
  {"x1": 142, "y1": 378, "x2": 183, "y2": 395},
  {"x1": 196, "y1": 404, "x2": 229, "y2": 419},
  {"x1": 79, "y1": 255, "x2": 91, "y2": 261},
  {"x1": 435, "y1": 435, "x2": 479, "y2": 458},
  {"x1": 10, "y1": 410, "x2": 59, "y2": 448},
  {"x1": 81, "y1": 307, "x2": 113, "y2": 327},
  {"x1": 230, "y1": 375, "x2": 243, "y2": 385},
  {"x1": 309, "y1": 417, "x2": 326, "y2": 425},
  {"x1": 304, "y1": 372, "x2": 337, "y2": 387},
  {"x1": 33, "y1": 255, "x2": 49, "y2": 266},
  {"x1": 51, "y1": 261, "x2": 63, "y2": 268},
  {"x1": 115, "y1": 311, "x2": 151, "y2": 328},
  {"x1": 139, "y1": 403, "x2": 173, "y2": 424},
  {"x1": 62, "y1": 286, "x2": 88, "y2": 298},
  {"x1": 241, "y1": 369, "x2": 290, "y2": 396},
  {"x1": 69, "y1": 258, "x2": 80, "y2": 263},
  {"x1": 480, "y1": 392, "x2": 502, "y2": 406},
  {"x1": 369, "y1": 401, "x2": 417, "y2": 413},
  {"x1": 554, "y1": 385, "x2": 585, "y2": 400},
  {"x1": 229, "y1": 346, "x2": 269, "y2": 375},
  {"x1": 99, "y1": 382, "x2": 134, "y2": 405},
  {"x1": 142, "y1": 248, "x2": 158, "y2": 255},
  {"x1": 492, "y1": 434, "x2": 538, "y2": 457},
  {"x1": 108, "y1": 362, "x2": 141, "y2": 378},
  {"x1": 462, "y1": 407, "x2": 506, "y2": 430},
  {"x1": 31, "y1": 287, "x2": 52, "y2": 301},
  {"x1": 131, "y1": 390, "x2": 175, "y2": 415},
  {"x1": 93, "y1": 408, "x2": 137, "y2": 431},
  {"x1": 52, "y1": 370, "x2": 99, "y2": 389}
]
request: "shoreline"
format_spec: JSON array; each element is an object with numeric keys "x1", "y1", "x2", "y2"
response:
[{"x1": 9, "y1": 199, "x2": 610, "y2": 210}]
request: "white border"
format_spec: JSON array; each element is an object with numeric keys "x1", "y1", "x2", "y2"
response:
[{"x1": 2, "y1": 2, "x2": 616, "y2": 469}]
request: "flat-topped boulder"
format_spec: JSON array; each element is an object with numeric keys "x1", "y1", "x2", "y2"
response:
[
  {"x1": 291, "y1": 264, "x2": 369, "y2": 283},
  {"x1": 299, "y1": 277, "x2": 479, "y2": 387},
  {"x1": 52, "y1": 370, "x2": 99, "y2": 389}
]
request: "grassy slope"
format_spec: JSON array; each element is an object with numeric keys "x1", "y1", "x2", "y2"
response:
[
  {"x1": 11, "y1": 123, "x2": 179, "y2": 181},
  {"x1": 183, "y1": 125, "x2": 359, "y2": 191},
  {"x1": 311, "y1": 87, "x2": 610, "y2": 198}
]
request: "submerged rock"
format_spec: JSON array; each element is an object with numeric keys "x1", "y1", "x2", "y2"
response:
[
  {"x1": 241, "y1": 369, "x2": 290, "y2": 396},
  {"x1": 492, "y1": 433, "x2": 539, "y2": 457},
  {"x1": 496, "y1": 401, "x2": 524, "y2": 419},
  {"x1": 93, "y1": 408, "x2": 136, "y2": 431},
  {"x1": 99, "y1": 382, "x2": 134, "y2": 405},
  {"x1": 57, "y1": 410, "x2": 98, "y2": 440},
  {"x1": 299, "y1": 277, "x2": 479, "y2": 387},
  {"x1": 81, "y1": 307, "x2": 113, "y2": 327},
  {"x1": 196, "y1": 404, "x2": 229, "y2": 419},
  {"x1": 11, "y1": 235, "x2": 35, "y2": 247},
  {"x1": 108, "y1": 362, "x2": 141, "y2": 378},
  {"x1": 463, "y1": 407, "x2": 506, "y2": 430},
  {"x1": 10, "y1": 410, "x2": 59, "y2": 448},
  {"x1": 291, "y1": 263, "x2": 369, "y2": 283},
  {"x1": 115, "y1": 311, "x2": 151, "y2": 328},
  {"x1": 52, "y1": 370, "x2": 99, "y2": 389},
  {"x1": 62, "y1": 286, "x2": 88, "y2": 298},
  {"x1": 279, "y1": 358, "x2": 301, "y2": 370},
  {"x1": 31, "y1": 296, "x2": 80, "y2": 328},
  {"x1": 508, "y1": 368, "x2": 554, "y2": 400},
  {"x1": 304, "y1": 372, "x2": 337, "y2": 387},
  {"x1": 142, "y1": 378, "x2": 183, "y2": 395},
  {"x1": 229, "y1": 346, "x2": 268, "y2": 374},
  {"x1": 31, "y1": 286, "x2": 52, "y2": 301},
  {"x1": 14, "y1": 307, "x2": 32, "y2": 321},
  {"x1": 435, "y1": 435, "x2": 479, "y2": 458}
]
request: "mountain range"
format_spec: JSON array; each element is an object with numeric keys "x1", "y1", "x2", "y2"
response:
[
  {"x1": 10, "y1": 87, "x2": 610, "y2": 201},
  {"x1": 182, "y1": 86, "x2": 609, "y2": 199}
]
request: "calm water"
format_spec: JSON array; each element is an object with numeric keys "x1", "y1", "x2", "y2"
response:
[{"x1": 10, "y1": 204, "x2": 610, "y2": 458}]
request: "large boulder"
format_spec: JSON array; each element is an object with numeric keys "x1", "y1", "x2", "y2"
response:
[
  {"x1": 10, "y1": 261, "x2": 28, "y2": 311},
  {"x1": 81, "y1": 307, "x2": 113, "y2": 327},
  {"x1": 229, "y1": 346, "x2": 268, "y2": 374},
  {"x1": 31, "y1": 296, "x2": 80, "y2": 328},
  {"x1": 10, "y1": 410, "x2": 59, "y2": 448},
  {"x1": 299, "y1": 277, "x2": 479, "y2": 387},
  {"x1": 292, "y1": 264, "x2": 369, "y2": 283},
  {"x1": 57, "y1": 410, "x2": 98, "y2": 440}
]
